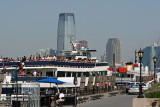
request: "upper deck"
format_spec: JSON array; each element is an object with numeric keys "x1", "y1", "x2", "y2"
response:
[{"x1": 0, "y1": 61, "x2": 108, "y2": 68}]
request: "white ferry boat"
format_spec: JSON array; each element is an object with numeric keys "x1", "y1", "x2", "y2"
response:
[{"x1": 0, "y1": 49, "x2": 109, "y2": 91}]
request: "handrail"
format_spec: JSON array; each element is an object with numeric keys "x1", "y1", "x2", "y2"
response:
[{"x1": 0, "y1": 61, "x2": 95, "y2": 67}]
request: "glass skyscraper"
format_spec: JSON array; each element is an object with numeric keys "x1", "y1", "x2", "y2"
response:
[
  {"x1": 142, "y1": 43, "x2": 160, "y2": 74},
  {"x1": 106, "y1": 38, "x2": 121, "y2": 66},
  {"x1": 57, "y1": 13, "x2": 76, "y2": 55}
]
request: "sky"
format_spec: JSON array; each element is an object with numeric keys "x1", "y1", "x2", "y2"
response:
[{"x1": 0, "y1": 0, "x2": 160, "y2": 62}]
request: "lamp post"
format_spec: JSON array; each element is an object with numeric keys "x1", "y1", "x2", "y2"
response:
[
  {"x1": 137, "y1": 49, "x2": 144, "y2": 98},
  {"x1": 153, "y1": 56, "x2": 157, "y2": 85},
  {"x1": 74, "y1": 77, "x2": 78, "y2": 107}
]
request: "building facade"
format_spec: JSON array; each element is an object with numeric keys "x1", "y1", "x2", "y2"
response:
[
  {"x1": 57, "y1": 13, "x2": 76, "y2": 55},
  {"x1": 37, "y1": 48, "x2": 56, "y2": 58},
  {"x1": 76, "y1": 39, "x2": 88, "y2": 50},
  {"x1": 36, "y1": 49, "x2": 46, "y2": 58},
  {"x1": 106, "y1": 38, "x2": 121, "y2": 66},
  {"x1": 45, "y1": 48, "x2": 56, "y2": 56},
  {"x1": 142, "y1": 43, "x2": 160, "y2": 74},
  {"x1": 101, "y1": 52, "x2": 106, "y2": 62}
]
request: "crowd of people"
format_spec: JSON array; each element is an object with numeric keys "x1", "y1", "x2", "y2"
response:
[
  {"x1": 0, "y1": 55, "x2": 56, "y2": 62},
  {"x1": 0, "y1": 55, "x2": 97, "y2": 63},
  {"x1": 19, "y1": 70, "x2": 42, "y2": 77}
]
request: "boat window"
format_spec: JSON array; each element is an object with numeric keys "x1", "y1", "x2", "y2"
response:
[
  {"x1": 105, "y1": 71, "x2": 107, "y2": 75},
  {"x1": 100, "y1": 71, "x2": 105, "y2": 76},
  {"x1": 83, "y1": 72, "x2": 89, "y2": 77},
  {"x1": 91, "y1": 72, "x2": 95, "y2": 76},
  {"x1": 46, "y1": 72, "x2": 53, "y2": 77},
  {"x1": 78, "y1": 72, "x2": 81, "y2": 77},
  {"x1": 83, "y1": 53, "x2": 87, "y2": 56},
  {"x1": 92, "y1": 72, "x2": 97, "y2": 76},
  {"x1": 66, "y1": 72, "x2": 71, "y2": 77},
  {"x1": 96, "y1": 63, "x2": 109, "y2": 66},
  {"x1": 72, "y1": 72, "x2": 77, "y2": 77},
  {"x1": 57, "y1": 71, "x2": 65, "y2": 77},
  {"x1": 101, "y1": 72, "x2": 103, "y2": 76},
  {"x1": 26, "y1": 72, "x2": 32, "y2": 76}
]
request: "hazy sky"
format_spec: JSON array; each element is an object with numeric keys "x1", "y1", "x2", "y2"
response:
[{"x1": 0, "y1": 0, "x2": 160, "y2": 62}]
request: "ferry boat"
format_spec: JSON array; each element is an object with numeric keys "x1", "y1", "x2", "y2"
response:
[
  {"x1": 0, "y1": 49, "x2": 111, "y2": 106},
  {"x1": 0, "y1": 49, "x2": 109, "y2": 89}
]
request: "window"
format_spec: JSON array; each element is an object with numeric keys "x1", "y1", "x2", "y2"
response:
[
  {"x1": 72, "y1": 72, "x2": 77, "y2": 77},
  {"x1": 57, "y1": 71, "x2": 65, "y2": 77},
  {"x1": 67, "y1": 72, "x2": 71, "y2": 77},
  {"x1": 83, "y1": 72, "x2": 89, "y2": 77},
  {"x1": 46, "y1": 72, "x2": 53, "y2": 77},
  {"x1": 78, "y1": 72, "x2": 81, "y2": 77}
]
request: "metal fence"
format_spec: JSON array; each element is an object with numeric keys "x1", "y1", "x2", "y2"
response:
[{"x1": 1, "y1": 83, "x2": 40, "y2": 107}]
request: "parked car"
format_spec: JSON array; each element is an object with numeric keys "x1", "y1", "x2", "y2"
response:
[
  {"x1": 128, "y1": 85, "x2": 139, "y2": 94},
  {"x1": 126, "y1": 82, "x2": 139, "y2": 93},
  {"x1": 128, "y1": 82, "x2": 149, "y2": 95},
  {"x1": 126, "y1": 82, "x2": 149, "y2": 93}
]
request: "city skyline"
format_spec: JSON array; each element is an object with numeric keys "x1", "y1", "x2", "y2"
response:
[{"x1": 0, "y1": 0, "x2": 160, "y2": 62}]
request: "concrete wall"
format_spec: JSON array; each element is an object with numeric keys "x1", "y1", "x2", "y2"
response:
[{"x1": 133, "y1": 98, "x2": 160, "y2": 107}]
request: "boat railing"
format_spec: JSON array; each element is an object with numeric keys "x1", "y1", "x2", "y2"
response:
[{"x1": 0, "y1": 61, "x2": 96, "y2": 68}]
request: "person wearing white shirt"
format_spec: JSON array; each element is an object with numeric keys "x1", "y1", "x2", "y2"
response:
[
  {"x1": 33, "y1": 71, "x2": 37, "y2": 77},
  {"x1": 53, "y1": 55, "x2": 56, "y2": 61},
  {"x1": 56, "y1": 90, "x2": 65, "y2": 105}
]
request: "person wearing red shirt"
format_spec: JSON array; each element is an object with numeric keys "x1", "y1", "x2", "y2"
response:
[{"x1": 105, "y1": 81, "x2": 108, "y2": 92}]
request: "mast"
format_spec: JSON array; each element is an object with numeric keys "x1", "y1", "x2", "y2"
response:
[{"x1": 135, "y1": 50, "x2": 137, "y2": 63}]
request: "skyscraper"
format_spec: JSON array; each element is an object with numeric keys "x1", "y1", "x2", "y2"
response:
[
  {"x1": 142, "y1": 43, "x2": 160, "y2": 74},
  {"x1": 57, "y1": 13, "x2": 76, "y2": 55},
  {"x1": 106, "y1": 38, "x2": 121, "y2": 65}
]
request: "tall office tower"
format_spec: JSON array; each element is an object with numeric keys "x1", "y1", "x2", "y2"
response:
[
  {"x1": 142, "y1": 43, "x2": 160, "y2": 74},
  {"x1": 106, "y1": 38, "x2": 121, "y2": 66},
  {"x1": 57, "y1": 13, "x2": 76, "y2": 55},
  {"x1": 76, "y1": 39, "x2": 88, "y2": 50}
]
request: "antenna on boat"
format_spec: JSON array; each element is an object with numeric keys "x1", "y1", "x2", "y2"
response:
[{"x1": 70, "y1": 37, "x2": 77, "y2": 51}]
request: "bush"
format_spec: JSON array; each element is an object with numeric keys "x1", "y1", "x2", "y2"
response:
[
  {"x1": 145, "y1": 91, "x2": 160, "y2": 98},
  {"x1": 144, "y1": 83, "x2": 160, "y2": 98}
]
